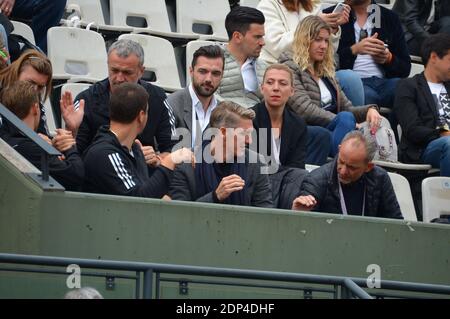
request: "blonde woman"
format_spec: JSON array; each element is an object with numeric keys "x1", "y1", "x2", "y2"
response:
[
  {"x1": 280, "y1": 15, "x2": 381, "y2": 156},
  {"x1": 257, "y1": 0, "x2": 364, "y2": 106}
]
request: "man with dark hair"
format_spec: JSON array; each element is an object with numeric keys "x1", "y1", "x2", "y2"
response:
[
  {"x1": 0, "y1": 81, "x2": 84, "y2": 190},
  {"x1": 169, "y1": 101, "x2": 273, "y2": 207},
  {"x1": 324, "y1": 0, "x2": 411, "y2": 108},
  {"x1": 393, "y1": 0, "x2": 450, "y2": 56},
  {"x1": 75, "y1": 39, "x2": 174, "y2": 163},
  {"x1": 292, "y1": 131, "x2": 402, "y2": 219},
  {"x1": 165, "y1": 45, "x2": 224, "y2": 149},
  {"x1": 395, "y1": 33, "x2": 450, "y2": 176},
  {"x1": 83, "y1": 83, "x2": 192, "y2": 197},
  {"x1": 216, "y1": 6, "x2": 267, "y2": 108}
]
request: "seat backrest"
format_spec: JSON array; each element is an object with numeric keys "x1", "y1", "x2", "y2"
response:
[
  {"x1": 47, "y1": 27, "x2": 108, "y2": 80},
  {"x1": 66, "y1": 0, "x2": 106, "y2": 24},
  {"x1": 409, "y1": 63, "x2": 424, "y2": 78},
  {"x1": 118, "y1": 34, "x2": 181, "y2": 91},
  {"x1": 61, "y1": 83, "x2": 92, "y2": 100},
  {"x1": 110, "y1": 0, "x2": 172, "y2": 32},
  {"x1": 185, "y1": 40, "x2": 225, "y2": 85},
  {"x1": 387, "y1": 172, "x2": 417, "y2": 221},
  {"x1": 240, "y1": 0, "x2": 261, "y2": 7},
  {"x1": 11, "y1": 21, "x2": 35, "y2": 45},
  {"x1": 176, "y1": 0, "x2": 230, "y2": 38},
  {"x1": 422, "y1": 177, "x2": 450, "y2": 222}
]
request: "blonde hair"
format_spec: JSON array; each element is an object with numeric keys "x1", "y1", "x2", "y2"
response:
[
  {"x1": 0, "y1": 50, "x2": 53, "y2": 101},
  {"x1": 280, "y1": 0, "x2": 319, "y2": 12},
  {"x1": 292, "y1": 15, "x2": 336, "y2": 79},
  {"x1": 263, "y1": 63, "x2": 294, "y2": 87},
  {"x1": 210, "y1": 101, "x2": 255, "y2": 129}
]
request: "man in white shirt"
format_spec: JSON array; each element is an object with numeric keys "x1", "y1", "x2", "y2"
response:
[
  {"x1": 327, "y1": 0, "x2": 411, "y2": 108},
  {"x1": 395, "y1": 33, "x2": 450, "y2": 176},
  {"x1": 165, "y1": 45, "x2": 224, "y2": 150}
]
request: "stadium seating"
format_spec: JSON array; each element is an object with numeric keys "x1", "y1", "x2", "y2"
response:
[
  {"x1": 422, "y1": 177, "x2": 450, "y2": 223},
  {"x1": 11, "y1": 21, "x2": 36, "y2": 45},
  {"x1": 388, "y1": 172, "x2": 417, "y2": 221},
  {"x1": 176, "y1": 0, "x2": 230, "y2": 41},
  {"x1": 47, "y1": 26, "x2": 108, "y2": 83}
]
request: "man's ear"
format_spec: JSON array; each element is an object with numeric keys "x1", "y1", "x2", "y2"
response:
[
  {"x1": 31, "y1": 102, "x2": 40, "y2": 116},
  {"x1": 232, "y1": 31, "x2": 243, "y2": 42},
  {"x1": 365, "y1": 162, "x2": 375, "y2": 173},
  {"x1": 189, "y1": 66, "x2": 194, "y2": 78}
]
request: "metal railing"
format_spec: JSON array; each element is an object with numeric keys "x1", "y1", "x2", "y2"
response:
[
  {"x1": 1, "y1": 253, "x2": 450, "y2": 299},
  {"x1": 0, "y1": 103, "x2": 63, "y2": 190}
]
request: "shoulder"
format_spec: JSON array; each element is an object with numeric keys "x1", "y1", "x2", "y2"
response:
[
  {"x1": 139, "y1": 80, "x2": 167, "y2": 101},
  {"x1": 167, "y1": 87, "x2": 190, "y2": 104}
]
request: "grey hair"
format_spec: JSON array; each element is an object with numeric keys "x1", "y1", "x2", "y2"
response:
[
  {"x1": 64, "y1": 287, "x2": 104, "y2": 299},
  {"x1": 209, "y1": 101, "x2": 255, "y2": 129},
  {"x1": 108, "y1": 39, "x2": 144, "y2": 66},
  {"x1": 341, "y1": 130, "x2": 377, "y2": 162}
]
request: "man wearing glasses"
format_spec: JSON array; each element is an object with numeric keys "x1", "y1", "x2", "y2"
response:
[{"x1": 324, "y1": 0, "x2": 411, "y2": 109}]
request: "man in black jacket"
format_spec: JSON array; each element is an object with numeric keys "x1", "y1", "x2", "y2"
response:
[
  {"x1": 393, "y1": 0, "x2": 450, "y2": 56},
  {"x1": 0, "y1": 81, "x2": 84, "y2": 190},
  {"x1": 292, "y1": 130, "x2": 402, "y2": 219},
  {"x1": 394, "y1": 33, "x2": 450, "y2": 176},
  {"x1": 75, "y1": 39, "x2": 175, "y2": 159},
  {"x1": 83, "y1": 83, "x2": 191, "y2": 197},
  {"x1": 325, "y1": 0, "x2": 411, "y2": 108}
]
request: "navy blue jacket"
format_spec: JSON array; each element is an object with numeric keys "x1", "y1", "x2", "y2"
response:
[
  {"x1": 325, "y1": 1, "x2": 411, "y2": 79},
  {"x1": 75, "y1": 78, "x2": 175, "y2": 155}
]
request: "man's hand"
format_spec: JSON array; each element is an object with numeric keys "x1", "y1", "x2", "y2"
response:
[
  {"x1": 336, "y1": 4, "x2": 351, "y2": 26},
  {"x1": 318, "y1": 12, "x2": 340, "y2": 28},
  {"x1": 38, "y1": 133, "x2": 52, "y2": 146},
  {"x1": 52, "y1": 129, "x2": 76, "y2": 153},
  {"x1": 60, "y1": 91, "x2": 84, "y2": 137},
  {"x1": 135, "y1": 139, "x2": 160, "y2": 167},
  {"x1": 373, "y1": 47, "x2": 390, "y2": 65},
  {"x1": 0, "y1": 0, "x2": 15, "y2": 17},
  {"x1": 366, "y1": 108, "x2": 382, "y2": 135},
  {"x1": 292, "y1": 195, "x2": 317, "y2": 211},
  {"x1": 215, "y1": 174, "x2": 245, "y2": 202},
  {"x1": 159, "y1": 147, "x2": 194, "y2": 170},
  {"x1": 351, "y1": 33, "x2": 386, "y2": 56}
]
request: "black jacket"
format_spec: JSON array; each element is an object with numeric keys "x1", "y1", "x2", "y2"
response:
[
  {"x1": 325, "y1": 1, "x2": 411, "y2": 78},
  {"x1": 251, "y1": 102, "x2": 307, "y2": 170},
  {"x1": 169, "y1": 149, "x2": 274, "y2": 208},
  {"x1": 393, "y1": 0, "x2": 450, "y2": 43},
  {"x1": 0, "y1": 126, "x2": 84, "y2": 190},
  {"x1": 83, "y1": 126, "x2": 173, "y2": 198},
  {"x1": 394, "y1": 73, "x2": 449, "y2": 163},
  {"x1": 75, "y1": 78, "x2": 175, "y2": 155},
  {"x1": 299, "y1": 160, "x2": 403, "y2": 219}
]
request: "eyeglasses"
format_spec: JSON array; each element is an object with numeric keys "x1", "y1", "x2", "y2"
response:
[{"x1": 359, "y1": 29, "x2": 368, "y2": 41}]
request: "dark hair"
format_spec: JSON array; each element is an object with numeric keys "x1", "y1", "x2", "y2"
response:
[
  {"x1": 421, "y1": 33, "x2": 450, "y2": 66},
  {"x1": 1, "y1": 81, "x2": 39, "y2": 120},
  {"x1": 225, "y1": 6, "x2": 265, "y2": 40},
  {"x1": 110, "y1": 83, "x2": 149, "y2": 124},
  {"x1": 192, "y1": 45, "x2": 225, "y2": 70}
]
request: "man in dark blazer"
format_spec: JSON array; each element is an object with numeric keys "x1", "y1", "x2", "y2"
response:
[
  {"x1": 252, "y1": 63, "x2": 307, "y2": 171},
  {"x1": 394, "y1": 33, "x2": 450, "y2": 176},
  {"x1": 164, "y1": 45, "x2": 224, "y2": 150},
  {"x1": 169, "y1": 101, "x2": 273, "y2": 208},
  {"x1": 393, "y1": 0, "x2": 450, "y2": 56}
]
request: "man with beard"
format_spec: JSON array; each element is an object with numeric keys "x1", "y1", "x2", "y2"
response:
[
  {"x1": 165, "y1": 45, "x2": 224, "y2": 149},
  {"x1": 74, "y1": 39, "x2": 174, "y2": 167},
  {"x1": 292, "y1": 130, "x2": 402, "y2": 219}
]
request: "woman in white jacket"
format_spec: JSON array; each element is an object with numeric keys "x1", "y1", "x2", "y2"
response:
[{"x1": 257, "y1": 0, "x2": 365, "y2": 105}]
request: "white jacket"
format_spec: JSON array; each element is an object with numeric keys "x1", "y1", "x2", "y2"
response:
[{"x1": 257, "y1": 0, "x2": 341, "y2": 64}]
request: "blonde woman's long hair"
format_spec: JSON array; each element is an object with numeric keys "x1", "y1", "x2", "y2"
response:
[{"x1": 292, "y1": 15, "x2": 335, "y2": 79}]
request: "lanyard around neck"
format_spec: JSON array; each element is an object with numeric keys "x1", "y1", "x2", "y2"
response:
[{"x1": 338, "y1": 180, "x2": 366, "y2": 216}]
